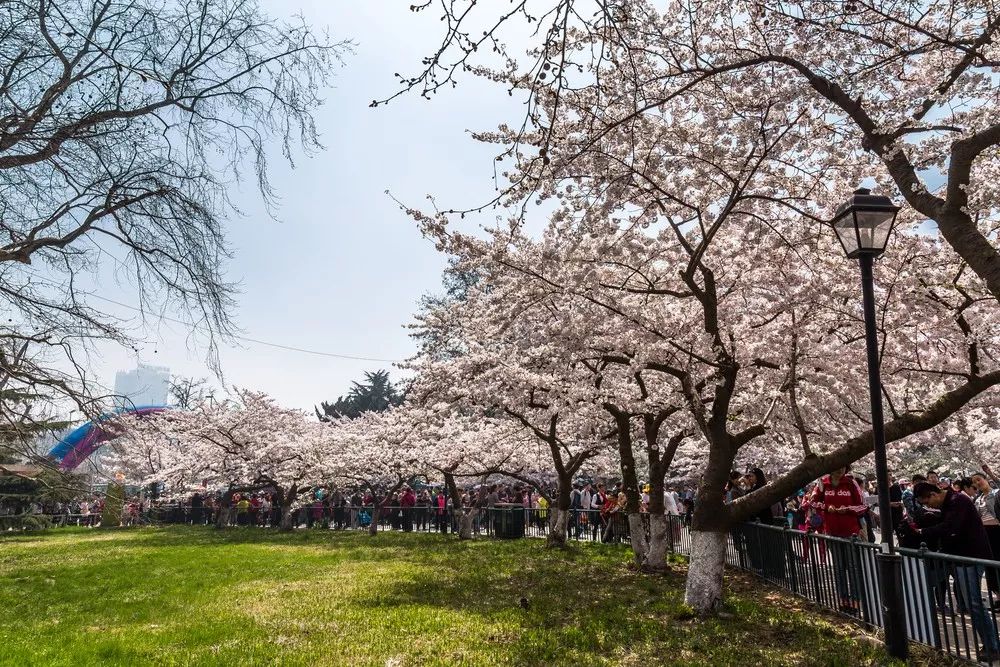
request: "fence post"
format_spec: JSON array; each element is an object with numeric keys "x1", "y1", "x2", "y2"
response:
[{"x1": 784, "y1": 526, "x2": 799, "y2": 594}]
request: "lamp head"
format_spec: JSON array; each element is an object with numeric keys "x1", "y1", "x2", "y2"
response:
[{"x1": 831, "y1": 188, "x2": 900, "y2": 258}]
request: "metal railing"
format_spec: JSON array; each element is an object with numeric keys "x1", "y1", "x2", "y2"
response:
[{"x1": 726, "y1": 521, "x2": 1000, "y2": 664}]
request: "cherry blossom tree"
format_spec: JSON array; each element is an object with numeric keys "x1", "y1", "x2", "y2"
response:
[
  {"x1": 314, "y1": 400, "x2": 554, "y2": 539},
  {"x1": 395, "y1": 2, "x2": 1000, "y2": 295},
  {"x1": 411, "y1": 282, "x2": 614, "y2": 546},
  {"x1": 111, "y1": 390, "x2": 330, "y2": 530},
  {"x1": 321, "y1": 408, "x2": 430, "y2": 535},
  {"x1": 392, "y1": 0, "x2": 1000, "y2": 613},
  {"x1": 406, "y1": 301, "x2": 617, "y2": 546},
  {"x1": 406, "y1": 189, "x2": 1000, "y2": 610},
  {"x1": 404, "y1": 408, "x2": 549, "y2": 539}
]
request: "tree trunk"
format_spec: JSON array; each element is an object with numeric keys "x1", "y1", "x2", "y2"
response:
[
  {"x1": 627, "y1": 512, "x2": 649, "y2": 565},
  {"x1": 279, "y1": 487, "x2": 298, "y2": 531},
  {"x1": 645, "y1": 512, "x2": 670, "y2": 572},
  {"x1": 101, "y1": 482, "x2": 125, "y2": 528},
  {"x1": 279, "y1": 504, "x2": 296, "y2": 531},
  {"x1": 684, "y1": 530, "x2": 728, "y2": 614},
  {"x1": 683, "y1": 451, "x2": 734, "y2": 614},
  {"x1": 546, "y1": 475, "x2": 571, "y2": 547},
  {"x1": 457, "y1": 509, "x2": 474, "y2": 540},
  {"x1": 444, "y1": 471, "x2": 474, "y2": 540},
  {"x1": 547, "y1": 507, "x2": 569, "y2": 547},
  {"x1": 642, "y1": 465, "x2": 669, "y2": 571},
  {"x1": 608, "y1": 407, "x2": 644, "y2": 564},
  {"x1": 215, "y1": 489, "x2": 235, "y2": 529}
]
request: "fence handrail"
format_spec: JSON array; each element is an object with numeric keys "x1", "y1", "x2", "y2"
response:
[
  {"x1": 742, "y1": 520, "x2": 882, "y2": 545},
  {"x1": 898, "y1": 545, "x2": 1000, "y2": 569}
]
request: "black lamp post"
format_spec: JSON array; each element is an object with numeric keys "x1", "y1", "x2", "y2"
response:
[{"x1": 831, "y1": 187, "x2": 907, "y2": 659}]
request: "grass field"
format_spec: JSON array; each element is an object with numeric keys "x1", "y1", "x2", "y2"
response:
[{"x1": 0, "y1": 526, "x2": 902, "y2": 666}]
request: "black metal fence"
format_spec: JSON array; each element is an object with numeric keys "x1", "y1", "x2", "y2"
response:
[
  {"x1": 726, "y1": 521, "x2": 1000, "y2": 664},
  {"x1": 7, "y1": 505, "x2": 1000, "y2": 663}
]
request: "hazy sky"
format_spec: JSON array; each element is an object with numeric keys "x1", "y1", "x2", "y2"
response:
[{"x1": 84, "y1": 2, "x2": 521, "y2": 411}]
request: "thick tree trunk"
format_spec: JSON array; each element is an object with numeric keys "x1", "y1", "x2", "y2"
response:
[
  {"x1": 279, "y1": 504, "x2": 296, "y2": 531},
  {"x1": 279, "y1": 487, "x2": 298, "y2": 531},
  {"x1": 547, "y1": 476, "x2": 572, "y2": 547},
  {"x1": 648, "y1": 479, "x2": 665, "y2": 514},
  {"x1": 627, "y1": 512, "x2": 649, "y2": 565},
  {"x1": 444, "y1": 472, "x2": 474, "y2": 540},
  {"x1": 684, "y1": 530, "x2": 728, "y2": 614},
  {"x1": 683, "y1": 448, "x2": 735, "y2": 614},
  {"x1": 457, "y1": 509, "x2": 474, "y2": 540},
  {"x1": 101, "y1": 482, "x2": 125, "y2": 528},
  {"x1": 645, "y1": 512, "x2": 670, "y2": 572},
  {"x1": 547, "y1": 507, "x2": 569, "y2": 547},
  {"x1": 934, "y1": 209, "x2": 1000, "y2": 303},
  {"x1": 644, "y1": 478, "x2": 668, "y2": 571}
]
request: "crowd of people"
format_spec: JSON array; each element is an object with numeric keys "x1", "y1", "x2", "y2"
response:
[
  {"x1": 166, "y1": 481, "x2": 695, "y2": 543},
  {"x1": 10, "y1": 496, "x2": 110, "y2": 527},
  {"x1": 726, "y1": 464, "x2": 1000, "y2": 660},
  {"x1": 11, "y1": 478, "x2": 697, "y2": 542},
  {"x1": 562, "y1": 481, "x2": 694, "y2": 541}
]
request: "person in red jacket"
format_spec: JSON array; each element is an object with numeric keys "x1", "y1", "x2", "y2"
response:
[
  {"x1": 807, "y1": 465, "x2": 868, "y2": 614},
  {"x1": 400, "y1": 486, "x2": 416, "y2": 532},
  {"x1": 435, "y1": 491, "x2": 448, "y2": 533}
]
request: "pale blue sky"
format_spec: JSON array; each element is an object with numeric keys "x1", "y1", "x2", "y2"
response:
[{"x1": 85, "y1": 2, "x2": 519, "y2": 410}]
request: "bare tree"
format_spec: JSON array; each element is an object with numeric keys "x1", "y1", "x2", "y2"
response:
[
  {"x1": 0, "y1": 0, "x2": 350, "y2": 429},
  {"x1": 169, "y1": 375, "x2": 214, "y2": 408}
]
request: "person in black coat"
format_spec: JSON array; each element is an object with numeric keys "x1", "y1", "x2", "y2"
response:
[
  {"x1": 190, "y1": 493, "x2": 203, "y2": 525},
  {"x1": 914, "y1": 482, "x2": 1000, "y2": 660},
  {"x1": 888, "y1": 481, "x2": 904, "y2": 533}
]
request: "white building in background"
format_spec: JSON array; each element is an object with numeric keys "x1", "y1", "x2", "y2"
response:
[{"x1": 113, "y1": 364, "x2": 170, "y2": 409}]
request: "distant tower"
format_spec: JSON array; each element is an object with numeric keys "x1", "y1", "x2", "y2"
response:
[{"x1": 113, "y1": 364, "x2": 170, "y2": 409}]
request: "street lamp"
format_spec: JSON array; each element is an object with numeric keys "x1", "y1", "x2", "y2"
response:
[{"x1": 831, "y1": 187, "x2": 907, "y2": 660}]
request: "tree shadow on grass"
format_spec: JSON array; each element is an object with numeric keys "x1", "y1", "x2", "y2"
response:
[{"x1": 366, "y1": 560, "x2": 891, "y2": 666}]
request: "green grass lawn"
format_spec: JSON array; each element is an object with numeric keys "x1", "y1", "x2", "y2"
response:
[{"x1": 0, "y1": 526, "x2": 900, "y2": 666}]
